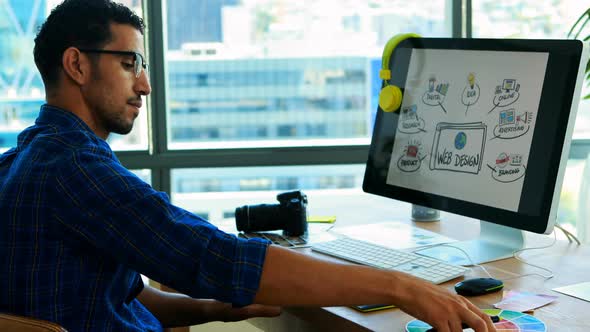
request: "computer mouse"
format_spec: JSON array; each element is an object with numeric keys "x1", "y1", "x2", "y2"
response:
[{"x1": 454, "y1": 277, "x2": 504, "y2": 296}]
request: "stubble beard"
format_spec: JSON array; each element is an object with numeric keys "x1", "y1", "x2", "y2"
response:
[
  {"x1": 90, "y1": 71, "x2": 136, "y2": 136},
  {"x1": 102, "y1": 109, "x2": 135, "y2": 135}
]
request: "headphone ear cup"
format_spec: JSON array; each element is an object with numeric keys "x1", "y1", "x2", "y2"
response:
[{"x1": 379, "y1": 85, "x2": 403, "y2": 112}]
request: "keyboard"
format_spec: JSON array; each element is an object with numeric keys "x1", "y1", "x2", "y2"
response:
[{"x1": 311, "y1": 237, "x2": 469, "y2": 284}]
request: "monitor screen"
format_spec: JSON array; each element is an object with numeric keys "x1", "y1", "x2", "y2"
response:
[{"x1": 364, "y1": 38, "x2": 588, "y2": 238}]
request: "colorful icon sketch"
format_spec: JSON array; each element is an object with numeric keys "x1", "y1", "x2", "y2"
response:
[
  {"x1": 462, "y1": 72, "x2": 480, "y2": 115},
  {"x1": 398, "y1": 104, "x2": 427, "y2": 134},
  {"x1": 397, "y1": 139, "x2": 427, "y2": 173},
  {"x1": 487, "y1": 152, "x2": 526, "y2": 183},
  {"x1": 422, "y1": 75, "x2": 450, "y2": 113},
  {"x1": 489, "y1": 79, "x2": 521, "y2": 114},
  {"x1": 492, "y1": 109, "x2": 533, "y2": 140}
]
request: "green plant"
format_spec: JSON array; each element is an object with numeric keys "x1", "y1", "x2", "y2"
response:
[{"x1": 568, "y1": 8, "x2": 590, "y2": 99}]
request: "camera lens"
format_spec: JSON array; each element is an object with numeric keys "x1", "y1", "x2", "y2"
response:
[{"x1": 235, "y1": 203, "x2": 282, "y2": 232}]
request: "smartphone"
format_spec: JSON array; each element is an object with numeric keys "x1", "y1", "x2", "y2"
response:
[{"x1": 351, "y1": 304, "x2": 396, "y2": 312}]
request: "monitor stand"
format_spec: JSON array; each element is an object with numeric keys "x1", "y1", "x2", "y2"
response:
[{"x1": 414, "y1": 221, "x2": 525, "y2": 266}]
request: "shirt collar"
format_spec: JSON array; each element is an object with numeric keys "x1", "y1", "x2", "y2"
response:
[{"x1": 36, "y1": 104, "x2": 96, "y2": 135}]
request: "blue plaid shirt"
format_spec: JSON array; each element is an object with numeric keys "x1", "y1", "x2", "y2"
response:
[{"x1": 0, "y1": 105, "x2": 270, "y2": 331}]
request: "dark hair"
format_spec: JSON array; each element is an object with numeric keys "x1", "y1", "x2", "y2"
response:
[{"x1": 34, "y1": 0, "x2": 145, "y2": 88}]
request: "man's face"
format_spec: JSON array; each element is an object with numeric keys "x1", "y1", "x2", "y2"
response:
[{"x1": 83, "y1": 23, "x2": 151, "y2": 137}]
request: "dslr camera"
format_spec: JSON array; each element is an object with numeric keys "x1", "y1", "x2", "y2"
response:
[{"x1": 235, "y1": 190, "x2": 308, "y2": 236}]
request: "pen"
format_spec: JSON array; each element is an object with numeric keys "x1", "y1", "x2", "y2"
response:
[{"x1": 425, "y1": 315, "x2": 500, "y2": 332}]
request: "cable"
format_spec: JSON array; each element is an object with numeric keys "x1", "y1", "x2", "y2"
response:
[
  {"x1": 506, "y1": 223, "x2": 580, "y2": 280},
  {"x1": 411, "y1": 243, "x2": 493, "y2": 279},
  {"x1": 435, "y1": 244, "x2": 494, "y2": 279},
  {"x1": 504, "y1": 230, "x2": 556, "y2": 281},
  {"x1": 413, "y1": 230, "x2": 558, "y2": 281},
  {"x1": 327, "y1": 224, "x2": 560, "y2": 281},
  {"x1": 554, "y1": 223, "x2": 581, "y2": 245}
]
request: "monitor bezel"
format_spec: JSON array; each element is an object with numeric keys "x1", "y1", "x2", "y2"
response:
[{"x1": 363, "y1": 38, "x2": 586, "y2": 234}]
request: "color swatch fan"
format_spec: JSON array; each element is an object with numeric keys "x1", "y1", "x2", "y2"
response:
[{"x1": 405, "y1": 309, "x2": 546, "y2": 332}]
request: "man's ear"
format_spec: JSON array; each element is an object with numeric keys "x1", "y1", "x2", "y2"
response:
[{"x1": 62, "y1": 47, "x2": 91, "y2": 85}]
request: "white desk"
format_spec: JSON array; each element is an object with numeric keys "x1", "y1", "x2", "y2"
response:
[{"x1": 246, "y1": 196, "x2": 590, "y2": 332}]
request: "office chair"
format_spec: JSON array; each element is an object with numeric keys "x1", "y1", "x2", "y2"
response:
[{"x1": 0, "y1": 312, "x2": 68, "y2": 332}]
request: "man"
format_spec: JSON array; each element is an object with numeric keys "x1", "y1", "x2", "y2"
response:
[{"x1": 0, "y1": 1, "x2": 496, "y2": 331}]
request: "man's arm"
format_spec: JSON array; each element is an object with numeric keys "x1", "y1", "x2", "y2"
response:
[
  {"x1": 137, "y1": 284, "x2": 281, "y2": 328},
  {"x1": 254, "y1": 245, "x2": 497, "y2": 332}
]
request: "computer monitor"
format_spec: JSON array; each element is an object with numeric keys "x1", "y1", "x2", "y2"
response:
[{"x1": 363, "y1": 38, "x2": 589, "y2": 265}]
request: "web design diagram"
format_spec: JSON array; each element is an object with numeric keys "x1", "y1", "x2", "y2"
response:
[{"x1": 386, "y1": 49, "x2": 548, "y2": 211}]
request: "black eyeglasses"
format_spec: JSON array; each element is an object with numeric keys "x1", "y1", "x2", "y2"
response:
[{"x1": 78, "y1": 49, "x2": 148, "y2": 78}]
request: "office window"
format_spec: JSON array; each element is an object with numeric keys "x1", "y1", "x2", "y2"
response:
[
  {"x1": 171, "y1": 165, "x2": 365, "y2": 223},
  {"x1": 559, "y1": 159, "x2": 586, "y2": 239},
  {"x1": 164, "y1": 0, "x2": 449, "y2": 149},
  {"x1": 169, "y1": 161, "x2": 590, "y2": 239},
  {"x1": 472, "y1": 0, "x2": 585, "y2": 39},
  {"x1": 130, "y1": 169, "x2": 151, "y2": 185},
  {"x1": 0, "y1": 0, "x2": 148, "y2": 152},
  {"x1": 169, "y1": 161, "x2": 580, "y2": 237},
  {"x1": 472, "y1": 0, "x2": 590, "y2": 139}
]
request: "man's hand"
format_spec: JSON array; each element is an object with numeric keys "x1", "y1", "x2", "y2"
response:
[
  {"x1": 394, "y1": 275, "x2": 496, "y2": 332},
  {"x1": 220, "y1": 303, "x2": 282, "y2": 322},
  {"x1": 255, "y1": 246, "x2": 496, "y2": 332},
  {"x1": 138, "y1": 285, "x2": 281, "y2": 327}
]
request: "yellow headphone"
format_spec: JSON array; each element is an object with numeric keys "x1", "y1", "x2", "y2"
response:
[{"x1": 378, "y1": 33, "x2": 421, "y2": 112}]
